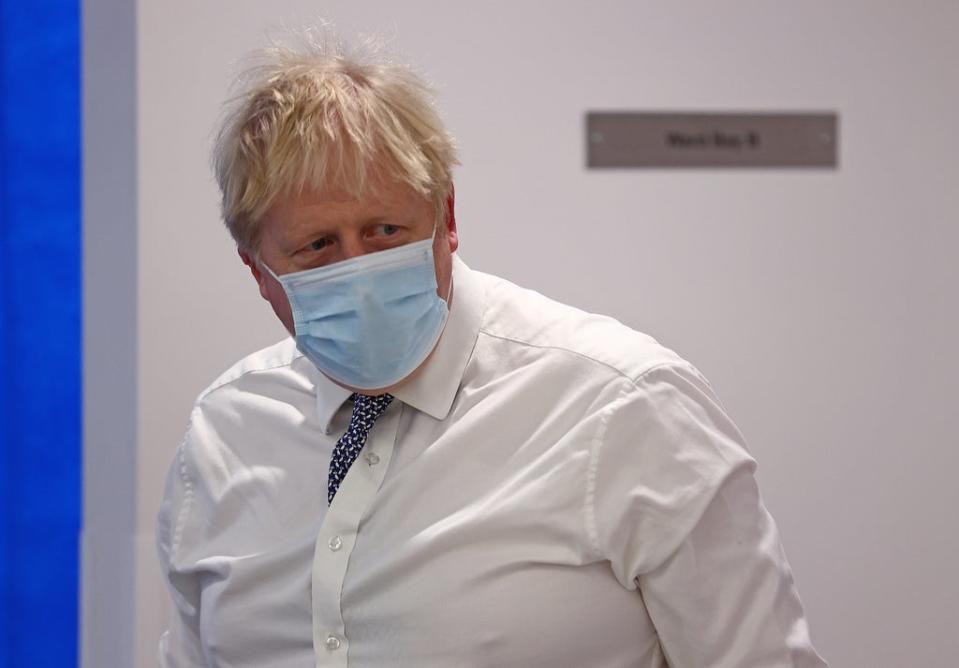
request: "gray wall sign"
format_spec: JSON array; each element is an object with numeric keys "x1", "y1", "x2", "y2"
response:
[{"x1": 586, "y1": 112, "x2": 838, "y2": 168}]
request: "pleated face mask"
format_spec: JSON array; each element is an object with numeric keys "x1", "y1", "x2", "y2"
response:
[{"x1": 261, "y1": 235, "x2": 450, "y2": 390}]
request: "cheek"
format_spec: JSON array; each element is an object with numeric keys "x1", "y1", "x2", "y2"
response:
[{"x1": 265, "y1": 281, "x2": 296, "y2": 336}]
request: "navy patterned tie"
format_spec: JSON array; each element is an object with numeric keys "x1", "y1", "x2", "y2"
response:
[{"x1": 328, "y1": 393, "x2": 394, "y2": 504}]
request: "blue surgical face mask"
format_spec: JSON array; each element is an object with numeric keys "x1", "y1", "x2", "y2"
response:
[{"x1": 261, "y1": 235, "x2": 450, "y2": 391}]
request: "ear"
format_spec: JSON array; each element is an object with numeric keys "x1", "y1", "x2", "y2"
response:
[
  {"x1": 445, "y1": 184, "x2": 459, "y2": 253},
  {"x1": 239, "y1": 248, "x2": 272, "y2": 301}
]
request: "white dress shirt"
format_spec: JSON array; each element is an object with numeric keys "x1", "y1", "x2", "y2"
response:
[{"x1": 157, "y1": 255, "x2": 827, "y2": 667}]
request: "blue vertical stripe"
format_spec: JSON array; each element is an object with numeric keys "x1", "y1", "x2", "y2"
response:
[{"x1": 0, "y1": 0, "x2": 81, "y2": 666}]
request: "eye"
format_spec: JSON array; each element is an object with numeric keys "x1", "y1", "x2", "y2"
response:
[
  {"x1": 309, "y1": 237, "x2": 332, "y2": 252},
  {"x1": 376, "y1": 223, "x2": 400, "y2": 236}
]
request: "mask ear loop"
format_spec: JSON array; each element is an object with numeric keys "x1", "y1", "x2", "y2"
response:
[
  {"x1": 430, "y1": 210, "x2": 454, "y2": 304},
  {"x1": 255, "y1": 253, "x2": 282, "y2": 282},
  {"x1": 444, "y1": 186, "x2": 457, "y2": 301}
]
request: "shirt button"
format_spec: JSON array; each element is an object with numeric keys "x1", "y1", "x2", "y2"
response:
[
  {"x1": 324, "y1": 634, "x2": 341, "y2": 651},
  {"x1": 329, "y1": 536, "x2": 343, "y2": 551},
  {"x1": 365, "y1": 452, "x2": 380, "y2": 466}
]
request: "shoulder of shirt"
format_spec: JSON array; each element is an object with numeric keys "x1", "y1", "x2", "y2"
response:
[
  {"x1": 194, "y1": 336, "x2": 306, "y2": 403},
  {"x1": 471, "y1": 269, "x2": 694, "y2": 384}
]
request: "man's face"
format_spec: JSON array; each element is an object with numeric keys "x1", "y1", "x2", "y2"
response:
[{"x1": 240, "y1": 176, "x2": 458, "y2": 390}]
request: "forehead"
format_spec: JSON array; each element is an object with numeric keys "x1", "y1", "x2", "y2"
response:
[{"x1": 262, "y1": 177, "x2": 433, "y2": 240}]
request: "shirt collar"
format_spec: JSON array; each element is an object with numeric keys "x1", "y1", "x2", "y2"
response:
[
  {"x1": 313, "y1": 254, "x2": 486, "y2": 431},
  {"x1": 391, "y1": 254, "x2": 485, "y2": 421},
  {"x1": 313, "y1": 367, "x2": 353, "y2": 435}
]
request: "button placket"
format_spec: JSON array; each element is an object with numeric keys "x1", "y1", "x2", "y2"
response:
[{"x1": 312, "y1": 403, "x2": 402, "y2": 665}]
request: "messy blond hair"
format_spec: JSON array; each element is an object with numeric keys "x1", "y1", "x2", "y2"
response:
[{"x1": 212, "y1": 30, "x2": 459, "y2": 252}]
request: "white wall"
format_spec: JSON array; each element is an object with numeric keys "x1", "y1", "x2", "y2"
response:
[{"x1": 83, "y1": 1, "x2": 959, "y2": 666}]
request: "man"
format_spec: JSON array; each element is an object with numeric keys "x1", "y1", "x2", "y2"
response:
[{"x1": 157, "y1": 35, "x2": 827, "y2": 667}]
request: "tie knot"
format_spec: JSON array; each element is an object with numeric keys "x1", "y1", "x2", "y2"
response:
[{"x1": 351, "y1": 392, "x2": 394, "y2": 416}]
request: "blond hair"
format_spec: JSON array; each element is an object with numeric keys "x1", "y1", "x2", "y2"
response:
[{"x1": 212, "y1": 31, "x2": 459, "y2": 252}]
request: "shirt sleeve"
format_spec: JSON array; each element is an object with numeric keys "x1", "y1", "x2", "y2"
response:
[
  {"x1": 156, "y1": 442, "x2": 208, "y2": 668},
  {"x1": 590, "y1": 362, "x2": 827, "y2": 667}
]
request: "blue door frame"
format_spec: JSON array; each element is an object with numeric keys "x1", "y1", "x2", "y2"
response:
[{"x1": 0, "y1": 1, "x2": 81, "y2": 666}]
